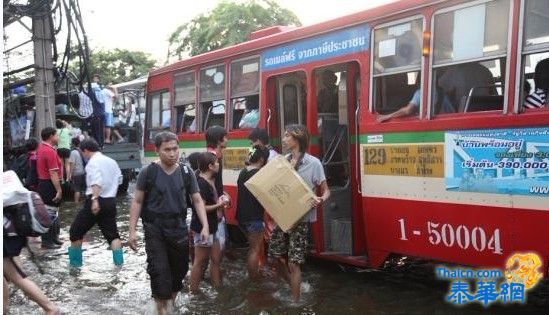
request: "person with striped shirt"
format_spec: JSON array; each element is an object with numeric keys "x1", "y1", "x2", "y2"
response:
[{"x1": 524, "y1": 58, "x2": 548, "y2": 109}]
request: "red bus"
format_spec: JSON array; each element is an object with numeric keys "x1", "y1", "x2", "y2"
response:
[{"x1": 145, "y1": 0, "x2": 549, "y2": 273}]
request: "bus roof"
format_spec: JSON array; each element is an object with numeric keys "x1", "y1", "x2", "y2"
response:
[
  {"x1": 113, "y1": 75, "x2": 147, "y2": 91},
  {"x1": 149, "y1": 0, "x2": 443, "y2": 77}
]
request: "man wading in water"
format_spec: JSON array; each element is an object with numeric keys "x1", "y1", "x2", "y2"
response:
[
  {"x1": 269, "y1": 124, "x2": 330, "y2": 302},
  {"x1": 128, "y1": 131, "x2": 209, "y2": 315}
]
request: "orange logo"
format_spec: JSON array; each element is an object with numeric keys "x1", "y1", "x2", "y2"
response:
[{"x1": 505, "y1": 252, "x2": 543, "y2": 290}]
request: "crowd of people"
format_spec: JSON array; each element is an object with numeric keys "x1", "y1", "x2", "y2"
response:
[
  {"x1": 3, "y1": 123, "x2": 329, "y2": 314},
  {"x1": 77, "y1": 74, "x2": 137, "y2": 145}
]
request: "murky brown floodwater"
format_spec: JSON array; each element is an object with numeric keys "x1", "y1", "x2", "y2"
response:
[{"x1": 7, "y1": 181, "x2": 549, "y2": 314}]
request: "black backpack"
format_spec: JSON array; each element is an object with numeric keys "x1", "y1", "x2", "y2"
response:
[
  {"x1": 10, "y1": 154, "x2": 28, "y2": 183},
  {"x1": 4, "y1": 192, "x2": 52, "y2": 237},
  {"x1": 25, "y1": 156, "x2": 38, "y2": 189},
  {"x1": 141, "y1": 162, "x2": 194, "y2": 222}
]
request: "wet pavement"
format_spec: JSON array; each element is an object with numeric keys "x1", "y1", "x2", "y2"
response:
[{"x1": 7, "y1": 181, "x2": 549, "y2": 314}]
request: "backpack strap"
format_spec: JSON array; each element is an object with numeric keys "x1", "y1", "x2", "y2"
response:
[
  {"x1": 142, "y1": 163, "x2": 191, "y2": 222},
  {"x1": 141, "y1": 162, "x2": 159, "y2": 222},
  {"x1": 180, "y1": 164, "x2": 194, "y2": 211},
  {"x1": 144, "y1": 162, "x2": 159, "y2": 194}
]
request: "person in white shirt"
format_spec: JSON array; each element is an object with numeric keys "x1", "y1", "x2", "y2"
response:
[
  {"x1": 102, "y1": 84, "x2": 117, "y2": 144},
  {"x1": 78, "y1": 89, "x2": 93, "y2": 118},
  {"x1": 67, "y1": 138, "x2": 124, "y2": 267},
  {"x1": 248, "y1": 128, "x2": 278, "y2": 161}
]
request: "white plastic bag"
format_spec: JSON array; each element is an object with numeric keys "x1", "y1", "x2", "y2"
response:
[{"x1": 3, "y1": 170, "x2": 30, "y2": 206}]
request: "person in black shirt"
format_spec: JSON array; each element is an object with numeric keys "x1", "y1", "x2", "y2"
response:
[
  {"x1": 236, "y1": 145, "x2": 270, "y2": 278},
  {"x1": 190, "y1": 152, "x2": 229, "y2": 291},
  {"x1": 128, "y1": 132, "x2": 209, "y2": 314}
]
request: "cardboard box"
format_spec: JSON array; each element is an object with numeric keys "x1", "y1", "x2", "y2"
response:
[{"x1": 244, "y1": 155, "x2": 316, "y2": 232}]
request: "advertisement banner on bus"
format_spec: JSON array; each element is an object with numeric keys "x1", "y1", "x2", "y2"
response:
[
  {"x1": 261, "y1": 23, "x2": 370, "y2": 71},
  {"x1": 445, "y1": 127, "x2": 549, "y2": 196}
]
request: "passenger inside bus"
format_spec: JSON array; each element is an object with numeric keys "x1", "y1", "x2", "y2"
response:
[
  {"x1": 523, "y1": 58, "x2": 548, "y2": 109},
  {"x1": 377, "y1": 89, "x2": 421, "y2": 123},
  {"x1": 377, "y1": 83, "x2": 453, "y2": 122},
  {"x1": 437, "y1": 62, "x2": 497, "y2": 113},
  {"x1": 238, "y1": 96, "x2": 259, "y2": 129},
  {"x1": 317, "y1": 70, "x2": 338, "y2": 113}
]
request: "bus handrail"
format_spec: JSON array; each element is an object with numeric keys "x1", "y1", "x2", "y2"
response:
[
  {"x1": 204, "y1": 106, "x2": 213, "y2": 129},
  {"x1": 463, "y1": 83, "x2": 504, "y2": 113},
  {"x1": 267, "y1": 108, "x2": 272, "y2": 136},
  {"x1": 322, "y1": 125, "x2": 345, "y2": 165},
  {"x1": 355, "y1": 100, "x2": 361, "y2": 194}
]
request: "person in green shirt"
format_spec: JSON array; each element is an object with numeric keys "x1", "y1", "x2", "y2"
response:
[{"x1": 56, "y1": 119, "x2": 72, "y2": 181}]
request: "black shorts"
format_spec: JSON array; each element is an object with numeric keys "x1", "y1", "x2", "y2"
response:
[
  {"x1": 3, "y1": 235, "x2": 27, "y2": 257},
  {"x1": 57, "y1": 148, "x2": 71, "y2": 159},
  {"x1": 37, "y1": 179, "x2": 61, "y2": 207},
  {"x1": 70, "y1": 174, "x2": 86, "y2": 193},
  {"x1": 143, "y1": 220, "x2": 189, "y2": 300},
  {"x1": 69, "y1": 197, "x2": 120, "y2": 244}
]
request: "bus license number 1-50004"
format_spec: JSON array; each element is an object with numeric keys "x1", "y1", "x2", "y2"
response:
[{"x1": 397, "y1": 218, "x2": 503, "y2": 255}]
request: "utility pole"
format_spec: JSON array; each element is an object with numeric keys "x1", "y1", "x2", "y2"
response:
[{"x1": 32, "y1": 0, "x2": 56, "y2": 137}]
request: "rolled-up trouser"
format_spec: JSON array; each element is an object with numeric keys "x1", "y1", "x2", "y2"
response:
[
  {"x1": 69, "y1": 197, "x2": 120, "y2": 244},
  {"x1": 143, "y1": 217, "x2": 189, "y2": 300}
]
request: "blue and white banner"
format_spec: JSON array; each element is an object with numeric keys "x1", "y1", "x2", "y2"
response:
[
  {"x1": 261, "y1": 24, "x2": 370, "y2": 71},
  {"x1": 445, "y1": 127, "x2": 549, "y2": 196}
]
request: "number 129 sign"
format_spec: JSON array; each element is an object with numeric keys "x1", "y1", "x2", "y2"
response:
[{"x1": 397, "y1": 218, "x2": 503, "y2": 254}]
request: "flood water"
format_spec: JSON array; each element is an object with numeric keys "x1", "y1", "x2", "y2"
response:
[{"x1": 7, "y1": 182, "x2": 549, "y2": 314}]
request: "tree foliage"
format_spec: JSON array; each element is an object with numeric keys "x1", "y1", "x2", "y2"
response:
[
  {"x1": 168, "y1": 0, "x2": 301, "y2": 58},
  {"x1": 72, "y1": 48, "x2": 157, "y2": 84}
]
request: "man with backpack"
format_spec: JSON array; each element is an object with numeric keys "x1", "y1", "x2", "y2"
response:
[
  {"x1": 3, "y1": 170, "x2": 59, "y2": 315},
  {"x1": 128, "y1": 131, "x2": 209, "y2": 315},
  {"x1": 68, "y1": 138, "x2": 123, "y2": 267},
  {"x1": 36, "y1": 127, "x2": 64, "y2": 249},
  {"x1": 25, "y1": 138, "x2": 39, "y2": 191},
  {"x1": 10, "y1": 138, "x2": 39, "y2": 191}
]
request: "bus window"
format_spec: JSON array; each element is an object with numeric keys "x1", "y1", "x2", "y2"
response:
[
  {"x1": 431, "y1": 0, "x2": 510, "y2": 115},
  {"x1": 200, "y1": 65, "x2": 226, "y2": 129},
  {"x1": 176, "y1": 104, "x2": 197, "y2": 133},
  {"x1": 283, "y1": 84, "x2": 299, "y2": 126},
  {"x1": 147, "y1": 91, "x2": 170, "y2": 140},
  {"x1": 520, "y1": 0, "x2": 549, "y2": 110},
  {"x1": 372, "y1": 18, "x2": 423, "y2": 118},
  {"x1": 230, "y1": 57, "x2": 260, "y2": 129},
  {"x1": 272, "y1": 71, "x2": 306, "y2": 150},
  {"x1": 174, "y1": 71, "x2": 196, "y2": 133},
  {"x1": 161, "y1": 92, "x2": 170, "y2": 128}
]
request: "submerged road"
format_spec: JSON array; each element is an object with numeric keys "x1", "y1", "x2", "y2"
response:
[{"x1": 7, "y1": 182, "x2": 549, "y2": 314}]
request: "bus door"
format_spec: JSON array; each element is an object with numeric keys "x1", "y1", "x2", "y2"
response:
[
  {"x1": 266, "y1": 70, "x2": 306, "y2": 154},
  {"x1": 273, "y1": 71, "x2": 307, "y2": 132},
  {"x1": 314, "y1": 63, "x2": 361, "y2": 256}
]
